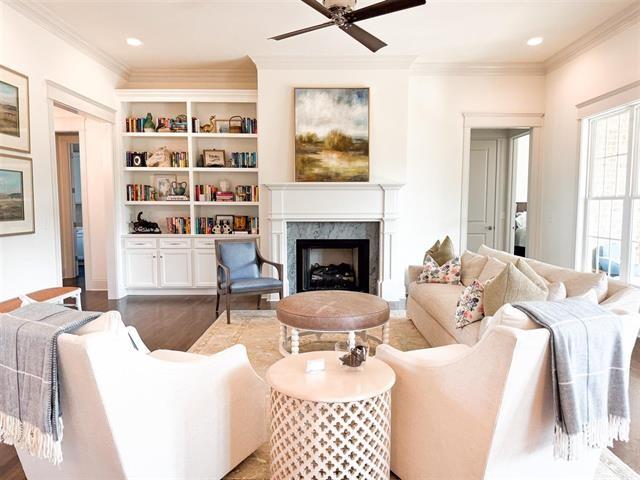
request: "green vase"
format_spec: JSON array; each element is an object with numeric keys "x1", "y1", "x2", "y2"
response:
[{"x1": 143, "y1": 113, "x2": 156, "y2": 132}]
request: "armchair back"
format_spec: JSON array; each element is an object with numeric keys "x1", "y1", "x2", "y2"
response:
[{"x1": 216, "y1": 240, "x2": 261, "y2": 281}]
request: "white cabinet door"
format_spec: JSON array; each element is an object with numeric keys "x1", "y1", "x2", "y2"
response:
[
  {"x1": 125, "y1": 249, "x2": 158, "y2": 288},
  {"x1": 159, "y1": 249, "x2": 193, "y2": 288},
  {"x1": 193, "y1": 249, "x2": 217, "y2": 287}
]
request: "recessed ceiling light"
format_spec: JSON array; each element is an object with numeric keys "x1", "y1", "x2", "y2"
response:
[
  {"x1": 126, "y1": 37, "x2": 143, "y2": 47},
  {"x1": 527, "y1": 37, "x2": 544, "y2": 47}
]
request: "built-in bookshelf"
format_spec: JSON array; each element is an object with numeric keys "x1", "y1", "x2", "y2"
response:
[{"x1": 116, "y1": 89, "x2": 261, "y2": 238}]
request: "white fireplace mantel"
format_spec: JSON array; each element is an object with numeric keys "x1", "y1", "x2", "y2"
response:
[{"x1": 265, "y1": 182, "x2": 404, "y2": 300}]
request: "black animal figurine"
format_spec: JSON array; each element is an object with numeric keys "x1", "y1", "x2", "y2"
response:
[
  {"x1": 339, "y1": 345, "x2": 368, "y2": 368},
  {"x1": 132, "y1": 212, "x2": 161, "y2": 234}
]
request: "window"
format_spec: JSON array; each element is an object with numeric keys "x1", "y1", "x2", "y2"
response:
[{"x1": 581, "y1": 102, "x2": 640, "y2": 284}]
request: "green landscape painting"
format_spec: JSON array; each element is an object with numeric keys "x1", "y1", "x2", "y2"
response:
[
  {"x1": 295, "y1": 88, "x2": 369, "y2": 182},
  {"x1": 0, "y1": 169, "x2": 24, "y2": 221}
]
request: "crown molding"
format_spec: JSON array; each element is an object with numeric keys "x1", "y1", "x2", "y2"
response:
[
  {"x1": 3, "y1": 0, "x2": 130, "y2": 79},
  {"x1": 126, "y1": 67, "x2": 257, "y2": 86},
  {"x1": 250, "y1": 55, "x2": 418, "y2": 70},
  {"x1": 544, "y1": 2, "x2": 640, "y2": 73},
  {"x1": 410, "y1": 62, "x2": 546, "y2": 76}
]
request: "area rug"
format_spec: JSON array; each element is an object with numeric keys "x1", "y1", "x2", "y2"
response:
[{"x1": 188, "y1": 310, "x2": 639, "y2": 480}]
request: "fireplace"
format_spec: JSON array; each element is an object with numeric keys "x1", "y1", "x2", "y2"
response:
[{"x1": 296, "y1": 239, "x2": 370, "y2": 293}]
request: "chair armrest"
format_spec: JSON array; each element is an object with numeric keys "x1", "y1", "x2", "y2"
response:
[
  {"x1": 406, "y1": 265, "x2": 424, "y2": 285},
  {"x1": 261, "y1": 258, "x2": 283, "y2": 280},
  {"x1": 217, "y1": 262, "x2": 231, "y2": 290},
  {"x1": 126, "y1": 326, "x2": 150, "y2": 353}
]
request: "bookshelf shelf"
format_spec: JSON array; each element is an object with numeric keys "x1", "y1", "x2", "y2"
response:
[
  {"x1": 123, "y1": 132, "x2": 188, "y2": 138},
  {"x1": 192, "y1": 167, "x2": 258, "y2": 173},
  {"x1": 193, "y1": 201, "x2": 260, "y2": 206},
  {"x1": 192, "y1": 133, "x2": 257, "y2": 139},
  {"x1": 125, "y1": 201, "x2": 191, "y2": 206},
  {"x1": 124, "y1": 167, "x2": 189, "y2": 172}
]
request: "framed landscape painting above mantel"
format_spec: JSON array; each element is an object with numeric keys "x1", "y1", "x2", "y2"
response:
[
  {"x1": 0, "y1": 154, "x2": 34, "y2": 236},
  {"x1": 0, "y1": 65, "x2": 30, "y2": 153},
  {"x1": 294, "y1": 87, "x2": 369, "y2": 182}
]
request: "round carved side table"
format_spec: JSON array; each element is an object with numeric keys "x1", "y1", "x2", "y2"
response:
[{"x1": 266, "y1": 351, "x2": 396, "y2": 480}]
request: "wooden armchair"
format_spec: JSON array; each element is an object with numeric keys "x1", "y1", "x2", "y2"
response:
[{"x1": 215, "y1": 239, "x2": 283, "y2": 323}]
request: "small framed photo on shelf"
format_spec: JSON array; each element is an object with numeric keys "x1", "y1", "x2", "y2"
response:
[
  {"x1": 215, "y1": 215, "x2": 234, "y2": 234},
  {"x1": 216, "y1": 120, "x2": 230, "y2": 134},
  {"x1": 233, "y1": 215, "x2": 249, "y2": 232},
  {"x1": 153, "y1": 174, "x2": 176, "y2": 200},
  {"x1": 203, "y1": 149, "x2": 225, "y2": 168}
]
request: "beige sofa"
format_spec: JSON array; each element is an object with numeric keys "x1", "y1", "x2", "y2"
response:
[{"x1": 406, "y1": 244, "x2": 640, "y2": 347}]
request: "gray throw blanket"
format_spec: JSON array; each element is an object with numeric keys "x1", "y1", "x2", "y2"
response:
[
  {"x1": 513, "y1": 298, "x2": 630, "y2": 461},
  {"x1": 0, "y1": 303, "x2": 100, "y2": 464}
]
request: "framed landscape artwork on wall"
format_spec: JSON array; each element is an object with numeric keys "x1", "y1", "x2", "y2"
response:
[
  {"x1": 294, "y1": 88, "x2": 369, "y2": 182},
  {"x1": 0, "y1": 65, "x2": 30, "y2": 153},
  {"x1": 0, "y1": 154, "x2": 34, "y2": 236}
]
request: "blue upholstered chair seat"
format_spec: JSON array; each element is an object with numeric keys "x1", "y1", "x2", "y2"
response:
[{"x1": 230, "y1": 277, "x2": 283, "y2": 294}]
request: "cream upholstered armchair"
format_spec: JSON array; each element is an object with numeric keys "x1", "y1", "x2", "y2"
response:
[
  {"x1": 16, "y1": 311, "x2": 267, "y2": 480},
  {"x1": 376, "y1": 313, "x2": 640, "y2": 480}
]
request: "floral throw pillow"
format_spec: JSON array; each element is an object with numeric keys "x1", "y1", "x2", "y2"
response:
[
  {"x1": 418, "y1": 256, "x2": 461, "y2": 285},
  {"x1": 455, "y1": 280, "x2": 485, "y2": 329}
]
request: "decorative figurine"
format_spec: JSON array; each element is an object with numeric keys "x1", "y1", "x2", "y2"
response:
[
  {"x1": 146, "y1": 146, "x2": 172, "y2": 167},
  {"x1": 200, "y1": 115, "x2": 217, "y2": 133},
  {"x1": 171, "y1": 181, "x2": 187, "y2": 196},
  {"x1": 132, "y1": 212, "x2": 161, "y2": 234},
  {"x1": 219, "y1": 179, "x2": 230, "y2": 192},
  {"x1": 221, "y1": 221, "x2": 233, "y2": 235},
  {"x1": 212, "y1": 223, "x2": 222, "y2": 235},
  {"x1": 339, "y1": 345, "x2": 368, "y2": 368},
  {"x1": 143, "y1": 113, "x2": 156, "y2": 133}
]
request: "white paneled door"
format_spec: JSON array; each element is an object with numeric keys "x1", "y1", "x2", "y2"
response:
[{"x1": 467, "y1": 140, "x2": 497, "y2": 251}]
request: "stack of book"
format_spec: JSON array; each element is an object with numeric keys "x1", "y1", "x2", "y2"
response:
[
  {"x1": 194, "y1": 217, "x2": 216, "y2": 235},
  {"x1": 233, "y1": 215, "x2": 259, "y2": 233},
  {"x1": 215, "y1": 191, "x2": 235, "y2": 202},
  {"x1": 125, "y1": 117, "x2": 146, "y2": 133},
  {"x1": 194, "y1": 185, "x2": 218, "y2": 202},
  {"x1": 229, "y1": 152, "x2": 257, "y2": 168},
  {"x1": 241, "y1": 118, "x2": 257, "y2": 134},
  {"x1": 235, "y1": 185, "x2": 259, "y2": 202},
  {"x1": 126, "y1": 184, "x2": 154, "y2": 201},
  {"x1": 170, "y1": 152, "x2": 188, "y2": 168},
  {"x1": 166, "y1": 217, "x2": 190, "y2": 234}
]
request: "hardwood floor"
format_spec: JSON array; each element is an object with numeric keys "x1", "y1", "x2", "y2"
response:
[{"x1": 0, "y1": 291, "x2": 638, "y2": 479}]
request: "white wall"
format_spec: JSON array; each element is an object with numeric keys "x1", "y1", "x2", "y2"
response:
[
  {"x1": 403, "y1": 75, "x2": 545, "y2": 266},
  {"x1": 0, "y1": 3, "x2": 122, "y2": 298},
  {"x1": 540, "y1": 21, "x2": 640, "y2": 268}
]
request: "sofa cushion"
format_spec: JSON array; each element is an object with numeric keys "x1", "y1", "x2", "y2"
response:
[
  {"x1": 483, "y1": 263, "x2": 547, "y2": 316},
  {"x1": 418, "y1": 256, "x2": 461, "y2": 285},
  {"x1": 526, "y1": 259, "x2": 608, "y2": 302},
  {"x1": 601, "y1": 286, "x2": 640, "y2": 313},
  {"x1": 478, "y1": 244, "x2": 519, "y2": 264},
  {"x1": 478, "y1": 257, "x2": 507, "y2": 283},
  {"x1": 455, "y1": 280, "x2": 485, "y2": 329},
  {"x1": 424, "y1": 236, "x2": 455, "y2": 266},
  {"x1": 230, "y1": 277, "x2": 283, "y2": 293},
  {"x1": 423, "y1": 239, "x2": 440, "y2": 264},
  {"x1": 515, "y1": 258, "x2": 549, "y2": 295},
  {"x1": 547, "y1": 282, "x2": 567, "y2": 301},
  {"x1": 461, "y1": 250, "x2": 488, "y2": 286}
]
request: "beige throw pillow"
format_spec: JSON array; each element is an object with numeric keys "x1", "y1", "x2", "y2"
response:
[
  {"x1": 564, "y1": 272, "x2": 608, "y2": 303},
  {"x1": 478, "y1": 257, "x2": 507, "y2": 283},
  {"x1": 483, "y1": 263, "x2": 547, "y2": 316},
  {"x1": 547, "y1": 282, "x2": 567, "y2": 301},
  {"x1": 423, "y1": 239, "x2": 440, "y2": 264},
  {"x1": 424, "y1": 236, "x2": 455, "y2": 266},
  {"x1": 515, "y1": 258, "x2": 548, "y2": 295},
  {"x1": 461, "y1": 250, "x2": 488, "y2": 286}
]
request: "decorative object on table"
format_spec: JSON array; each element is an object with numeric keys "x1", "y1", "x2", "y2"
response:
[
  {"x1": 143, "y1": 113, "x2": 156, "y2": 132},
  {"x1": 418, "y1": 256, "x2": 461, "y2": 285},
  {"x1": 305, "y1": 358, "x2": 326, "y2": 374},
  {"x1": 146, "y1": 146, "x2": 172, "y2": 168},
  {"x1": 170, "y1": 181, "x2": 187, "y2": 196},
  {"x1": 294, "y1": 88, "x2": 369, "y2": 182},
  {"x1": 0, "y1": 153, "x2": 34, "y2": 236},
  {"x1": 203, "y1": 149, "x2": 225, "y2": 167},
  {"x1": 126, "y1": 151, "x2": 147, "y2": 167},
  {"x1": 152, "y1": 174, "x2": 176, "y2": 200},
  {"x1": 218, "y1": 178, "x2": 231, "y2": 192},
  {"x1": 229, "y1": 116, "x2": 243, "y2": 134},
  {"x1": 0, "y1": 65, "x2": 30, "y2": 153},
  {"x1": 199, "y1": 115, "x2": 217, "y2": 133},
  {"x1": 338, "y1": 344, "x2": 369, "y2": 368},
  {"x1": 131, "y1": 211, "x2": 161, "y2": 234}
]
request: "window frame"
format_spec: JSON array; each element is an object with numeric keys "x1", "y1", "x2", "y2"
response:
[{"x1": 579, "y1": 101, "x2": 640, "y2": 283}]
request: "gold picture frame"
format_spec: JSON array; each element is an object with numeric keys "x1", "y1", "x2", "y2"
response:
[
  {"x1": 0, "y1": 65, "x2": 30, "y2": 153},
  {"x1": 0, "y1": 153, "x2": 34, "y2": 236}
]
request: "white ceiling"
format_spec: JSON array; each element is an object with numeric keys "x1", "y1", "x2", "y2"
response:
[{"x1": 17, "y1": 0, "x2": 638, "y2": 71}]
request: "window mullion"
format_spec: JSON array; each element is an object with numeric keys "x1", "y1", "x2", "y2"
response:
[{"x1": 621, "y1": 106, "x2": 636, "y2": 282}]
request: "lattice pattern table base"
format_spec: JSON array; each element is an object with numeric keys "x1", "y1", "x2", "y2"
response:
[{"x1": 269, "y1": 389, "x2": 391, "y2": 480}]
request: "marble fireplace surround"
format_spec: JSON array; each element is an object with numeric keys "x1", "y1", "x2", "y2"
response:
[{"x1": 265, "y1": 183, "x2": 404, "y2": 301}]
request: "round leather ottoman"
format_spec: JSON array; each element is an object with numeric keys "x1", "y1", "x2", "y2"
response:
[{"x1": 276, "y1": 290, "x2": 390, "y2": 355}]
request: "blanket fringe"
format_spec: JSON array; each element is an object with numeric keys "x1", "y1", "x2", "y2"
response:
[
  {"x1": 0, "y1": 411, "x2": 62, "y2": 465},
  {"x1": 554, "y1": 415, "x2": 630, "y2": 461}
]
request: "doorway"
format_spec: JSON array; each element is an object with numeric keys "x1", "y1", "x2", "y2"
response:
[{"x1": 466, "y1": 128, "x2": 531, "y2": 256}]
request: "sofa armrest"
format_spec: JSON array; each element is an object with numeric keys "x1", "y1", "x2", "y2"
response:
[
  {"x1": 377, "y1": 344, "x2": 471, "y2": 369},
  {"x1": 406, "y1": 265, "x2": 424, "y2": 285}
]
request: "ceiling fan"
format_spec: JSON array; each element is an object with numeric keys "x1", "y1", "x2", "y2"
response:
[{"x1": 270, "y1": 0, "x2": 427, "y2": 53}]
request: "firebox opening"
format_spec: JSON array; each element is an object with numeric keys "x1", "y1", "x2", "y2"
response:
[{"x1": 296, "y1": 239, "x2": 370, "y2": 293}]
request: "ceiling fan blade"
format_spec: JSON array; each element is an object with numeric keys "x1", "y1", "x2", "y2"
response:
[
  {"x1": 300, "y1": 0, "x2": 333, "y2": 18},
  {"x1": 346, "y1": 0, "x2": 426, "y2": 23},
  {"x1": 339, "y1": 24, "x2": 387, "y2": 52},
  {"x1": 270, "y1": 21, "x2": 335, "y2": 40}
]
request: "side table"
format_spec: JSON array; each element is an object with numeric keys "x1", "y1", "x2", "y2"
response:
[{"x1": 266, "y1": 351, "x2": 396, "y2": 480}]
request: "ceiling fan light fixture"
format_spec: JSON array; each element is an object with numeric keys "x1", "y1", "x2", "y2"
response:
[
  {"x1": 526, "y1": 36, "x2": 543, "y2": 46},
  {"x1": 126, "y1": 37, "x2": 143, "y2": 47}
]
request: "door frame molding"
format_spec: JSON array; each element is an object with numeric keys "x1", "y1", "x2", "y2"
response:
[{"x1": 460, "y1": 113, "x2": 544, "y2": 257}]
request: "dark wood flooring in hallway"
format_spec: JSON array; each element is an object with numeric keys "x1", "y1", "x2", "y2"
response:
[{"x1": 0, "y1": 291, "x2": 638, "y2": 478}]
